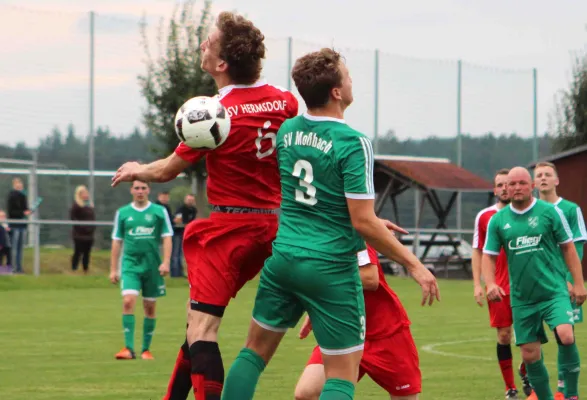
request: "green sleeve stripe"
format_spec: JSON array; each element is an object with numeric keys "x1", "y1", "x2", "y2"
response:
[
  {"x1": 576, "y1": 207, "x2": 587, "y2": 241},
  {"x1": 359, "y1": 136, "x2": 374, "y2": 194}
]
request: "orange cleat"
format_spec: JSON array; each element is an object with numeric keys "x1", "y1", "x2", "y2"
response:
[
  {"x1": 115, "y1": 348, "x2": 136, "y2": 360},
  {"x1": 526, "y1": 391, "x2": 538, "y2": 400},
  {"x1": 553, "y1": 392, "x2": 565, "y2": 400},
  {"x1": 141, "y1": 350, "x2": 154, "y2": 360}
]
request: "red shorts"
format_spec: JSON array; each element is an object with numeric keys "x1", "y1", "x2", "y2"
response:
[
  {"x1": 184, "y1": 211, "x2": 278, "y2": 307},
  {"x1": 306, "y1": 327, "x2": 421, "y2": 396},
  {"x1": 488, "y1": 294, "x2": 513, "y2": 328}
]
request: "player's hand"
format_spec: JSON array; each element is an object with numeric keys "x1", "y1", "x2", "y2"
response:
[
  {"x1": 486, "y1": 283, "x2": 505, "y2": 302},
  {"x1": 111, "y1": 161, "x2": 141, "y2": 187},
  {"x1": 380, "y1": 219, "x2": 409, "y2": 235},
  {"x1": 109, "y1": 271, "x2": 119, "y2": 284},
  {"x1": 572, "y1": 283, "x2": 587, "y2": 306},
  {"x1": 159, "y1": 263, "x2": 170, "y2": 277},
  {"x1": 411, "y1": 265, "x2": 440, "y2": 306},
  {"x1": 474, "y1": 284, "x2": 485, "y2": 307},
  {"x1": 298, "y1": 315, "x2": 313, "y2": 339}
]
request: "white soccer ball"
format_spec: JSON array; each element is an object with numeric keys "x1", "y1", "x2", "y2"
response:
[{"x1": 174, "y1": 96, "x2": 231, "y2": 150}]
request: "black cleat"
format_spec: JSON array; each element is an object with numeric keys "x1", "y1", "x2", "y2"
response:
[
  {"x1": 518, "y1": 362, "x2": 532, "y2": 396},
  {"x1": 505, "y1": 388, "x2": 519, "y2": 399}
]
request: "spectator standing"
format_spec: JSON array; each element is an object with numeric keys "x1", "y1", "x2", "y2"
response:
[
  {"x1": 6, "y1": 178, "x2": 30, "y2": 274},
  {"x1": 70, "y1": 185, "x2": 96, "y2": 273},
  {"x1": 0, "y1": 210, "x2": 11, "y2": 273},
  {"x1": 171, "y1": 194, "x2": 197, "y2": 277}
]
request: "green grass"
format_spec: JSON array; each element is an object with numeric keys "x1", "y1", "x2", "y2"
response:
[{"x1": 0, "y1": 273, "x2": 585, "y2": 399}]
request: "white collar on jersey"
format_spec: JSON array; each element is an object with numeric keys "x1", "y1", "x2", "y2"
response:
[
  {"x1": 218, "y1": 80, "x2": 267, "y2": 99},
  {"x1": 554, "y1": 197, "x2": 563, "y2": 206},
  {"x1": 509, "y1": 197, "x2": 536, "y2": 215},
  {"x1": 302, "y1": 112, "x2": 345, "y2": 124},
  {"x1": 131, "y1": 201, "x2": 152, "y2": 212}
]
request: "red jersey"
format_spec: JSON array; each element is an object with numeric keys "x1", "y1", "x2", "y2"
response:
[
  {"x1": 358, "y1": 246, "x2": 411, "y2": 340},
  {"x1": 473, "y1": 205, "x2": 510, "y2": 294},
  {"x1": 175, "y1": 81, "x2": 298, "y2": 209}
]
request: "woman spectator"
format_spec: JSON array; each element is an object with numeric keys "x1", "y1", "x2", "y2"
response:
[{"x1": 70, "y1": 185, "x2": 96, "y2": 273}]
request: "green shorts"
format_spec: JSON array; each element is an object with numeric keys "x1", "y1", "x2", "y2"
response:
[
  {"x1": 512, "y1": 297, "x2": 574, "y2": 346},
  {"x1": 120, "y1": 254, "x2": 166, "y2": 299},
  {"x1": 571, "y1": 300, "x2": 583, "y2": 323},
  {"x1": 252, "y1": 245, "x2": 365, "y2": 354}
]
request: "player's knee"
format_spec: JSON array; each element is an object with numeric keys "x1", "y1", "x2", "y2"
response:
[
  {"x1": 294, "y1": 386, "x2": 319, "y2": 400},
  {"x1": 554, "y1": 326, "x2": 574, "y2": 346},
  {"x1": 520, "y1": 344, "x2": 541, "y2": 363},
  {"x1": 122, "y1": 296, "x2": 136, "y2": 313},
  {"x1": 143, "y1": 302, "x2": 156, "y2": 318},
  {"x1": 497, "y1": 327, "x2": 512, "y2": 344},
  {"x1": 187, "y1": 308, "x2": 222, "y2": 343}
]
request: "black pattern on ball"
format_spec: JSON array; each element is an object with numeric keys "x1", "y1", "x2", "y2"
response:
[
  {"x1": 186, "y1": 109, "x2": 212, "y2": 123},
  {"x1": 216, "y1": 104, "x2": 226, "y2": 119},
  {"x1": 175, "y1": 118, "x2": 186, "y2": 142},
  {"x1": 210, "y1": 122, "x2": 222, "y2": 145}
]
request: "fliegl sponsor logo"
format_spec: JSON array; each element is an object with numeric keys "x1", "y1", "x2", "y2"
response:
[
  {"x1": 508, "y1": 235, "x2": 542, "y2": 253},
  {"x1": 128, "y1": 226, "x2": 155, "y2": 238}
]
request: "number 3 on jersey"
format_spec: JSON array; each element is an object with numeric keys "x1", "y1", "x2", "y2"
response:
[{"x1": 292, "y1": 159, "x2": 317, "y2": 206}]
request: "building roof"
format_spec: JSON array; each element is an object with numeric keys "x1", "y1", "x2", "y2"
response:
[
  {"x1": 374, "y1": 155, "x2": 493, "y2": 192},
  {"x1": 527, "y1": 143, "x2": 587, "y2": 168}
]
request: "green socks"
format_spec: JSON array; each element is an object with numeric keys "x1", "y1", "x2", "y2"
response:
[
  {"x1": 319, "y1": 378, "x2": 355, "y2": 400},
  {"x1": 142, "y1": 317, "x2": 156, "y2": 352},
  {"x1": 221, "y1": 348, "x2": 266, "y2": 400},
  {"x1": 558, "y1": 342, "x2": 580, "y2": 397},
  {"x1": 526, "y1": 357, "x2": 553, "y2": 400},
  {"x1": 122, "y1": 314, "x2": 135, "y2": 352}
]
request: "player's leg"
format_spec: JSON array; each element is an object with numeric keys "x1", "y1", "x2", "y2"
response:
[
  {"x1": 187, "y1": 214, "x2": 278, "y2": 400},
  {"x1": 163, "y1": 300, "x2": 192, "y2": 400},
  {"x1": 72, "y1": 238, "x2": 81, "y2": 271},
  {"x1": 222, "y1": 255, "x2": 304, "y2": 400},
  {"x1": 360, "y1": 328, "x2": 422, "y2": 400},
  {"x1": 116, "y1": 267, "x2": 141, "y2": 359},
  {"x1": 513, "y1": 304, "x2": 551, "y2": 400},
  {"x1": 140, "y1": 261, "x2": 166, "y2": 359},
  {"x1": 294, "y1": 346, "x2": 327, "y2": 400},
  {"x1": 489, "y1": 295, "x2": 518, "y2": 397},
  {"x1": 543, "y1": 297, "x2": 580, "y2": 399}
]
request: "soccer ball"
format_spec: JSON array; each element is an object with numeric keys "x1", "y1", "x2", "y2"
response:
[{"x1": 174, "y1": 96, "x2": 231, "y2": 149}]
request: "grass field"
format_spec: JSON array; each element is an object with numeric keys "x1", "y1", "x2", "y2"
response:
[{"x1": 1, "y1": 251, "x2": 586, "y2": 399}]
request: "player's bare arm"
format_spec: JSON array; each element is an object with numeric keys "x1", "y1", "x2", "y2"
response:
[
  {"x1": 559, "y1": 241, "x2": 587, "y2": 305},
  {"x1": 111, "y1": 153, "x2": 191, "y2": 187},
  {"x1": 159, "y1": 236, "x2": 172, "y2": 276},
  {"x1": 347, "y1": 198, "x2": 440, "y2": 306},
  {"x1": 359, "y1": 263, "x2": 379, "y2": 291},
  {"x1": 110, "y1": 239, "x2": 122, "y2": 284},
  {"x1": 481, "y1": 253, "x2": 505, "y2": 302},
  {"x1": 471, "y1": 248, "x2": 485, "y2": 306}
]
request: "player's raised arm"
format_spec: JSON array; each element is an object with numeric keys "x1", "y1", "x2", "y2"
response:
[{"x1": 111, "y1": 152, "x2": 193, "y2": 187}]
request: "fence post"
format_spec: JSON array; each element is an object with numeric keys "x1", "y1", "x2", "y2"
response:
[
  {"x1": 456, "y1": 60, "x2": 463, "y2": 239},
  {"x1": 373, "y1": 49, "x2": 380, "y2": 154},
  {"x1": 287, "y1": 37, "x2": 293, "y2": 92},
  {"x1": 89, "y1": 10, "x2": 96, "y2": 205},
  {"x1": 532, "y1": 68, "x2": 538, "y2": 161},
  {"x1": 31, "y1": 151, "x2": 41, "y2": 276}
]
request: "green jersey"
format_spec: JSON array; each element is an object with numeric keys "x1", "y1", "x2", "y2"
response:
[
  {"x1": 484, "y1": 198, "x2": 573, "y2": 306},
  {"x1": 553, "y1": 198, "x2": 587, "y2": 277},
  {"x1": 274, "y1": 113, "x2": 375, "y2": 261},
  {"x1": 112, "y1": 202, "x2": 173, "y2": 268}
]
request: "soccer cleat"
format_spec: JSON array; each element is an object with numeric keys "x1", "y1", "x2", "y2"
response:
[
  {"x1": 115, "y1": 347, "x2": 136, "y2": 360},
  {"x1": 566, "y1": 396, "x2": 578, "y2": 400},
  {"x1": 525, "y1": 391, "x2": 538, "y2": 400},
  {"x1": 506, "y1": 388, "x2": 519, "y2": 399},
  {"x1": 141, "y1": 350, "x2": 154, "y2": 360},
  {"x1": 553, "y1": 392, "x2": 565, "y2": 400},
  {"x1": 518, "y1": 362, "x2": 533, "y2": 396}
]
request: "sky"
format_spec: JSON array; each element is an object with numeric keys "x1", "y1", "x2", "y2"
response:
[{"x1": 0, "y1": 0, "x2": 586, "y2": 147}]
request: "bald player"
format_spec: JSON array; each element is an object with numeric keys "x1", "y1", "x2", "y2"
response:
[{"x1": 482, "y1": 166, "x2": 586, "y2": 400}]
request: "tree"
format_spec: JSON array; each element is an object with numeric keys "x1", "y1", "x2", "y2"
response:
[
  {"x1": 552, "y1": 50, "x2": 587, "y2": 152},
  {"x1": 138, "y1": 0, "x2": 217, "y2": 211}
]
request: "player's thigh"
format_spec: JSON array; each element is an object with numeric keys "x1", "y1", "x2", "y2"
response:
[
  {"x1": 488, "y1": 295, "x2": 513, "y2": 328},
  {"x1": 541, "y1": 297, "x2": 575, "y2": 341},
  {"x1": 571, "y1": 301, "x2": 583, "y2": 323},
  {"x1": 298, "y1": 263, "x2": 365, "y2": 353},
  {"x1": 252, "y1": 253, "x2": 305, "y2": 331},
  {"x1": 512, "y1": 304, "x2": 548, "y2": 346},
  {"x1": 120, "y1": 266, "x2": 142, "y2": 297},
  {"x1": 361, "y1": 328, "x2": 422, "y2": 397},
  {"x1": 184, "y1": 216, "x2": 277, "y2": 307}
]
